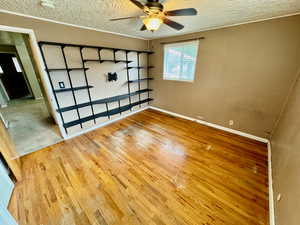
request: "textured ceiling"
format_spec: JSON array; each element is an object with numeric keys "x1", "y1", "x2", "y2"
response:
[{"x1": 1, "y1": 0, "x2": 300, "y2": 39}]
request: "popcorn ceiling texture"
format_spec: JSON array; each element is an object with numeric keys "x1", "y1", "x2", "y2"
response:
[{"x1": 1, "y1": 0, "x2": 300, "y2": 39}]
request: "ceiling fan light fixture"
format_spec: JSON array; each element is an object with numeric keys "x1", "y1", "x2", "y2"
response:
[{"x1": 143, "y1": 15, "x2": 163, "y2": 31}]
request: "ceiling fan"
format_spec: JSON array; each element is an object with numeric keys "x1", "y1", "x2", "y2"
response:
[{"x1": 110, "y1": 0, "x2": 198, "y2": 32}]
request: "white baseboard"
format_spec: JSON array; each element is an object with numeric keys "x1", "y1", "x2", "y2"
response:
[
  {"x1": 149, "y1": 106, "x2": 268, "y2": 143},
  {"x1": 64, "y1": 106, "x2": 149, "y2": 140},
  {"x1": 268, "y1": 141, "x2": 276, "y2": 225},
  {"x1": 0, "y1": 104, "x2": 8, "y2": 108}
]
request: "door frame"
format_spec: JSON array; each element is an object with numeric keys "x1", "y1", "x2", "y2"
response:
[
  {"x1": 0, "y1": 203, "x2": 18, "y2": 225},
  {"x1": 0, "y1": 159, "x2": 14, "y2": 207},
  {"x1": 0, "y1": 25, "x2": 66, "y2": 138}
]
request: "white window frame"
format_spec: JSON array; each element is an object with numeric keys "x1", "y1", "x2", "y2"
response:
[
  {"x1": 163, "y1": 40, "x2": 199, "y2": 82},
  {"x1": 12, "y1": 57, "x2": 22, "y2": 72}
]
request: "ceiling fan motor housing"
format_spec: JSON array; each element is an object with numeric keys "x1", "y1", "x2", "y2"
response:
[{"x1": 145, "y1": 0, "x2": 164, "y2": 14}]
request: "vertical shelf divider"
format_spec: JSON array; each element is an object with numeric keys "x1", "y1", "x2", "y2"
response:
[
  {"x1": 98, "y1": 48, "x2": 102, "y2": 63},
  {"x1": 137, "y1": 52, "x2": 141, "y2": 108},
  {"x1": 146, "y1": 53, "x2": 150, "y2": 104},
  {"x1": 113, "y1": 50, "x2": 117, "y2": 63},
  {"x1": 105, "y1": 103, "x2": 110, "y2": 119},
  {"x1": 118, "y1": 100, "x2": 121, "y2": 115},
  {"x1": 125, "y1": 51, "x2": 133, "y2": 111},
  {"x1": 61, "y1": 45, "x2": 83, "y2": 128},
  {"x1": 80, "y1": 47, "x2": 96, "y2": 124},
  {"x1": 38, "y1": 43, "x2": 68, "y2": 134}
]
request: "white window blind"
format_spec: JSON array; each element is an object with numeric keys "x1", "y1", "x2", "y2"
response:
[{"x1": 163, "y1": 40, "x2": 199, "y2": 82}]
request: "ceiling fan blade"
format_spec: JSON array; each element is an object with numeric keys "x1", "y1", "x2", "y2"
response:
[
  {"x1": 163, "y1": 17, "x2": 184, "y2": 30},
  {"x1": 129, "y1": 0, "x2": 144, "y2": 10},
  {"x1": 110, "y1": 16, "x2": 141, "y2": 21},
  {"x1": 140, "y1": 24, "x2": 147, "y2": 31},
  {"x1": 165, "y1": 8, "x2": 197, "y2": 16}
]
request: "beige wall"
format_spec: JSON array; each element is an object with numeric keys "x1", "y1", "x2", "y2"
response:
[
  {"x1": 271, "y1": 69, "x2": 300, "y2": 225},
  {"x1": 0, "y1": 12, "x2": 147, "y2": 50},
  {"x1": 150, "y1": 15, "x2": 300, "y2": 138}
]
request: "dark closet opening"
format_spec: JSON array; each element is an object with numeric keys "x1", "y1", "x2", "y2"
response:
[{"x1": 0, "y1": 53, "x2": 31, "y2": 99}]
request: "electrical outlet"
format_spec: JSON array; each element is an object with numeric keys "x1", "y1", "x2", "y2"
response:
[
  {"x1": 229, "y1": 120, "x2": 234, "y2": 126},
  {"x1": 59, "y1": 81, "x2": 65, "y2": 88},
  {"x1": 277, "y1": 193, "x2": 282, "y2": 202},
  {"x1": 197, "y1": 115, "x2": 204, "y2": 120}
]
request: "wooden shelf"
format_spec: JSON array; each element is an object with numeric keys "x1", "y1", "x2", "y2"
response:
[
  {"x1": 54, "y1": 85, "x2": 93, "y2": 93},
  {"x1": 101, "y1": 59, "x2": 133, "y2": 63},
  {"x1": 135, "y1": 89, "x2": 153, "y2": 94},
  {"x1": 126, "y1": 66, "x2": 154, "y2": 70},
  {"x1": 40, "y1": 41, "x2": 154, "y2": 54},
  {"x1": 63, "y1": 98, "x2": 153, "y2": 128},
  {"x1": 48, "y1": 68, "x2": 89, "y2": 72},
  {"x1": 128, "y1": 78, "x2": 153, "y2": 83},
  {"x1": 83, "y1": 59, "x2": 100, "y2": 63},
  {"x1": 83, "y1": 59, "x2": 132, "y2": 64}
]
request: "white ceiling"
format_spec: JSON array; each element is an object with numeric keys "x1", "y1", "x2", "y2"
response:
[{"x1": 1, "y1": 0, "x2": 300, "y2": 40}]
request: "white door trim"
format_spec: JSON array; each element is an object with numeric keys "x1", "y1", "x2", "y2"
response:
[
  {"x1": 0, "y1": 25, "x2": 66, "y2": 138},
  {"x1": 268, "y1": 141, "x2": 276, "y2": 225},
  {"x1": 0, "y1": 203, "x2": 18, "y2": 225}
]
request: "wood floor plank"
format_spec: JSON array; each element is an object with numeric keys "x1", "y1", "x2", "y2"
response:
[{"x1": 8, "y1": 109, "x2": 269, "y2": 225}]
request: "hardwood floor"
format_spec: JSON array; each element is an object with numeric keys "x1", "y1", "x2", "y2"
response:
[{"x1": 8, "y1": 109, "x2": 269, "y2": 225}]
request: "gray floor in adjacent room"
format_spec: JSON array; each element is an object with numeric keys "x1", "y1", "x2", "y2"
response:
[{"x1": 0, "y1": 98, "x2": 62, "y2": 157}]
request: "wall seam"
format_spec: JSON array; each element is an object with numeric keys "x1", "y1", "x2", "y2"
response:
[{"x1": 270, "y1": 66, "x2": 300, "y2": 139}]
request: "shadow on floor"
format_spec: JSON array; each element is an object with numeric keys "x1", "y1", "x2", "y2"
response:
[{"x1": 0, "y1": 98, "x2": 62, "y2": 157}]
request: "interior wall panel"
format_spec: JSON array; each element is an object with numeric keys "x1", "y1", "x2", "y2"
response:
[{"x1": 150, "y1": 15, "x2": 300, "y2": 138}]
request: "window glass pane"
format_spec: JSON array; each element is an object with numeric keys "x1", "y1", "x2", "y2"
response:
[
  {"x1": 163, "y1": 40, "x2": 198, "y2": 82},
  {"x1": 164, "y1": 46, "x2": 182, "y2": 80},
  {"x1": 12, "y1": 57, "x2": 22, "y2": 72},
  {"x1": 181, "y1": 44, "x2": 197, "y2": 81}
]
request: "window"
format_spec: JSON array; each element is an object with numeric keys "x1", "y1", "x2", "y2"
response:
[
  {"x1": 12, "y1": 57, "x2": 22, "y2": 72},
  {"x1": 163, "y1": 40, "x2": 199, "y2": 82},
  {"x1": 0, "y1": 65, "x2": 3, "y2": 74}
]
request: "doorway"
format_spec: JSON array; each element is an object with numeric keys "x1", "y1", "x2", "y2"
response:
[{"x1": 0, "y1": 31, "x2": 62, "y2": 157}]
